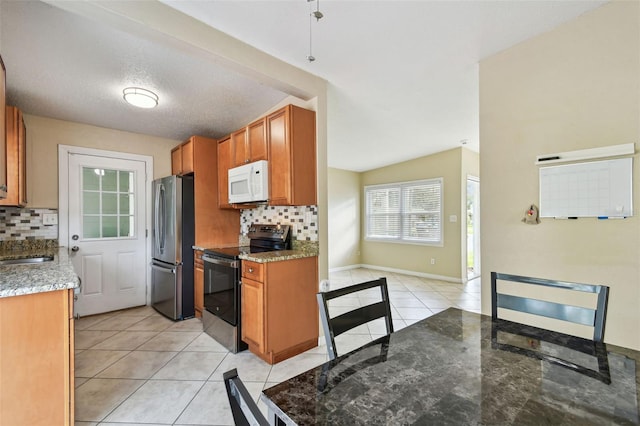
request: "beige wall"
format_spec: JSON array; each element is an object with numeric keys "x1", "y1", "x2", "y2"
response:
[
  {"x1": 24, "y1": 114, "x2": 179, "y2": 208},
  {"x1": 360, "y1": 148, "x2": 470, "y2": 280},
  {"x1": 480, "y1": 1, "x2": 639, "y2": 349},
  {"x1": 328, "y1": 168, "x2": 361, "y2": 269}
]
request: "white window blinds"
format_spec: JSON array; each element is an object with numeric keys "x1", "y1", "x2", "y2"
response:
[{"x1": 365, "y1": 178, "x2": 443, "y2": 245}]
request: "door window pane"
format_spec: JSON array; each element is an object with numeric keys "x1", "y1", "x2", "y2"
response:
[
  {"x1": 119, "y1": 170, "x2": 132, "y2": 192},
  {"x1": 83, "y1": 216, "x2": 100, "y2": 238},
  {"x1": 102, "y1": 193, "x2": 118, "y2": 214},
  {"x1": 83, "y1": 168, "x2": 100, "y2": 191},
  {"x1": 119, "y1": 194, "x2": 133, "y2": 215},
  {"x1": 103, "y1": 169, "x2": 118, "y2": 191},
  {"x1": 81, "y1": 167, "x2": 136, "y2": 239},
  {"x1": 119, "y1": 216, "x2": 133, "y2": 237},
  {"x1": 83, "y1": 191, "x2": 100, "y2": 214},
  {"x1": 102, "y1": 216, "x2": 118, "y2": 238}
]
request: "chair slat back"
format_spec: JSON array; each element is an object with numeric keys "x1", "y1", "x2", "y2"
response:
[
  {"x1": 317, "y1": 277, "x2": 393, "y2": 360},
  {"x1": 491, "y1": 272, "x2": 609, "y2": 342}
]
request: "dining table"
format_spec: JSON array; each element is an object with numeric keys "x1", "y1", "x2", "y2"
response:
[{"x1": 260, "y1": 307, "x2": 640, "y2": 425}]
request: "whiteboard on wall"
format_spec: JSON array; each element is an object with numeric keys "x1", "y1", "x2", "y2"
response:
[{"x1": 539, "y1": 158, "x2": 633, "y2": 218}]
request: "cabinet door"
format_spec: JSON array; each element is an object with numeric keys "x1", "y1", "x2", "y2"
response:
[
  {"x1": 0, "y1": 290, "x2": 73, "y2": 425},
  {"x1": 241, "y1": 277, "x2": 265, "y2": 352},
  {"x1": 195, "y1": 266, "x2": 204, "y2": 317},
  {"x1": 194, "y1": 250, "x2": 204, "y2": 317},
  {"x1": 0, "y1": 106, "x2": 26, "y2": 207},
  {"x1": 171, "y1": 146, "x2": 182, "y2": 175},
  {"x1": 17, "y1": 111, "x2": 26, "y2": 205},
  {"x1": 247, "y1": 118, "x2": 267, "y2": 162},
  {"x1": 181, "y1": 139, "x2": 194, "y2": 174},
  {"x1": 231, "y1": 128, "x2": 248, "y2": 167},
  {"x1": 217, "y1": 136, "x2": 233, "y2": 209},
  {"x1": 267, "y1": 107, "x2": 292, "y2": 205}
]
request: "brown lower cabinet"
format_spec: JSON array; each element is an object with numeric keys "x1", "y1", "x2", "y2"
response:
[
  {"x1": 0, "y1": 289, "x2": 74, "y2": 425},
  {"x1": 194, "y1": 250, "x2": 204, "y2": 318},
  {"x1": 241, "y1": 256, "x2": 318, "y2": 364}
]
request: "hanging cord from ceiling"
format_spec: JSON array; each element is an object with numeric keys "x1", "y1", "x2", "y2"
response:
[{"x1": 307, "y1": 0, "x2": 323, "y2": 62}]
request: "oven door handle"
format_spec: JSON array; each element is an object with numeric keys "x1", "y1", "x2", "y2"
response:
[{"x1": 202, "y1": 255, "x2": 239, "y2": 269}]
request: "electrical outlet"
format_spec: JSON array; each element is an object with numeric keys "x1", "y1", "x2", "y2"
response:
[
  {"x1": 430, "y1": 258, "x2": 436, "y2": 265},
  {"x1": 43, "y1": 213, "x2": 58, "y2": 225}
]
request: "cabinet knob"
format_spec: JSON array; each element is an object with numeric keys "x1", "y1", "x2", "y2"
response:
[{"x1": 248, "y1": 267, "x2": 254, "y2": 273}]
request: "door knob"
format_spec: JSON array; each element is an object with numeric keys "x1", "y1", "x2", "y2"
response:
[{"x1": 71, "y1": 246, "x2": 80, "y2": 252}]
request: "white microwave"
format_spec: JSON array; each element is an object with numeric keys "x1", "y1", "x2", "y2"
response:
[{"x1": 228, "y1": 160, "x2": 269, "y2": 204}]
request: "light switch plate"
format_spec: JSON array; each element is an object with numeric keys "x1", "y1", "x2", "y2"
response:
[
  {"x1": 43, "y1": 213, "x2": 58, "y2": 225},
  {"x1": 449, "y1": 215, "x2": 457, "y2": 222}
]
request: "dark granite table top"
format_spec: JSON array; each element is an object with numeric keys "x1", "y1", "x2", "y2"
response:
[{"x1": 261, "y1": 308, "x2": 640, "y2": 425}]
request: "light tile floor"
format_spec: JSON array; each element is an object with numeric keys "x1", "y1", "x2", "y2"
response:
[{"x1": 74, "y1": 267, "x2": 481, "y2": 426}]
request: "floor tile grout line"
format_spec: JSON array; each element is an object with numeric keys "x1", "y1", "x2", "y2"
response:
[{"x1": 169, "y1": 378, "x2": 209, "y2": 425}]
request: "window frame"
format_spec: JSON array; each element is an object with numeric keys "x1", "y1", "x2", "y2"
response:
[{"x1": 364, "y1": 177, "x2": 444, "y2": 246}]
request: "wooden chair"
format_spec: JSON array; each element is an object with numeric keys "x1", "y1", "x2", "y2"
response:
[
  {"x1": 317, "y1": 277, "x2": 394, "y2": 360},
  {"x1": 491, "y1": 272, "x2": 609, "y2": 342},
  {"x1": 223, "y1": 369, "x2": 269, "y2": 426}
]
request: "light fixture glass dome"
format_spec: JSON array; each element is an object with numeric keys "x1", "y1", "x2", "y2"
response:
[{"x1": 123, "y1": 87, "x2": 159, "y2": 109}]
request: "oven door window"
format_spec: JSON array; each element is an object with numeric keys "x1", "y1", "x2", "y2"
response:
[{"x1": 204, "y1": 260, "x2": 239, "y2": 325}]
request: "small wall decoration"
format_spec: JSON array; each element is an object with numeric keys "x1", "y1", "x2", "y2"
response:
[{"x1": 522, "y1": 204, "x2": 540, "y2": 225}]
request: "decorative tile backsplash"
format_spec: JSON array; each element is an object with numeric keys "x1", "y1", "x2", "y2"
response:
[
  {"x1": 0, "y1": 207, "x2": 59, "y2": 241},
  {"x1": 240, "y1": 205, "x2": 318, "y2": 241}
]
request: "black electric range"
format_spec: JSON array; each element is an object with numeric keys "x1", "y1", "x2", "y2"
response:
[
  {"x1": 201, "y1": 223, "x2": 291, "y2": 353},
  {"x1": 204, "y1": 223, "x2": 292, "y2": 260}
]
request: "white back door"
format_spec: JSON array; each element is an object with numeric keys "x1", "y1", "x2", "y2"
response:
[{"x1": 67, "y1": 152, "x2": 147, "y2": 316}]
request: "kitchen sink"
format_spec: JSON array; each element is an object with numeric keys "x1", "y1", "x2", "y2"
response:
[{"x1": 0, "y1": 256, "x2": 54, "y2": 265}]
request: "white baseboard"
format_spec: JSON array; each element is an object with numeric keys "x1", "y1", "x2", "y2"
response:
[
  {"x1": 328, "y1": 264, "x2": 363, "y2": 273},
  {"x1": 329, "y1": 264, "x2": 462, "y2": 284}
]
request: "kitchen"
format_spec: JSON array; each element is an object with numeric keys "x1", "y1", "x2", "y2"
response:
[
  {"x1": 0, "y1": 1, "x2": 329, "y2": 423},
  {"x1": 1, "y1": 0, "x2": 640, "y2": 425}
]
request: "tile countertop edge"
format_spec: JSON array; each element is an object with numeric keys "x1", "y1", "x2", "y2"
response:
[{"x1": 0, "y1": 247, "x2": 80, "y2": 298}]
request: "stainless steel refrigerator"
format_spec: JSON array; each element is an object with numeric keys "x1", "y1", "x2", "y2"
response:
[{"x1": 151, "y1": 175, "x2": 195, "y2": 320}]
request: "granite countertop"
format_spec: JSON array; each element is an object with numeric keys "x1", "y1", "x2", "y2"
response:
[
  {"x1": 262, "y1": 307, "x2": 640, "y2": 425},
  {"x1": 240, "y1": 245, "x2": 318, "y2": 263},
  {"x1": 0, "y1": 247, "x2": 80, "y2": 298},
  {"x1": 194, "y1": 240, "x2": 319, "y2": 263}
]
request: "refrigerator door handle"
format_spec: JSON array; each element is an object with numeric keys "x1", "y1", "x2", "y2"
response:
[
  {"x1": 151, "y1": 263, "x2": 176, "y2": 274},
  {"x1": 158, "y1": 183, "x2": 166, "y2": 254},
  {"x1": 154, "y1": 183, "x2": 161, "y2": 254}
]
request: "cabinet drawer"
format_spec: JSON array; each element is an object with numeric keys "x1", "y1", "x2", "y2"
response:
[{"x1": 242, "y1": 261, "x2": 263, "y2": 282}]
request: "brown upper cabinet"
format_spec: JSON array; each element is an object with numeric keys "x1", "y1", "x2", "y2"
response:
[
  {"x1": 0, "y1": 106, "x2": 27, "y2": 207},
  {"x1": 171, "y1": 136, "x2": 239, "y2": 246},
  {"x1": 217, "y1": 104, "x2": 317, "y2": 208},
  {"x1": 231, "y1": 117, "x2": 268, "y2": 167},
  {"x1": 267, "y1": 105, "x2": 316, "y2": 206},
  {"x1": 171, "y1": 138, "x2": 194, "y2": 176}
]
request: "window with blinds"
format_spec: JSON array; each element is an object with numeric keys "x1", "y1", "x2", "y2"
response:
[{"x1": 365, "y1": 178, "x2": 443, "y2": 245}]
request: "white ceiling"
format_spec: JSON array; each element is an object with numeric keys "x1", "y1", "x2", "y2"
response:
[{"x1": 1, "y1": 0, "x2": 607, "y2": 172}]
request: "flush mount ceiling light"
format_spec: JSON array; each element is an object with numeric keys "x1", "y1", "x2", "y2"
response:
[{"x1": 123, "y1": 87, "x2": 158, "y2": 109}]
